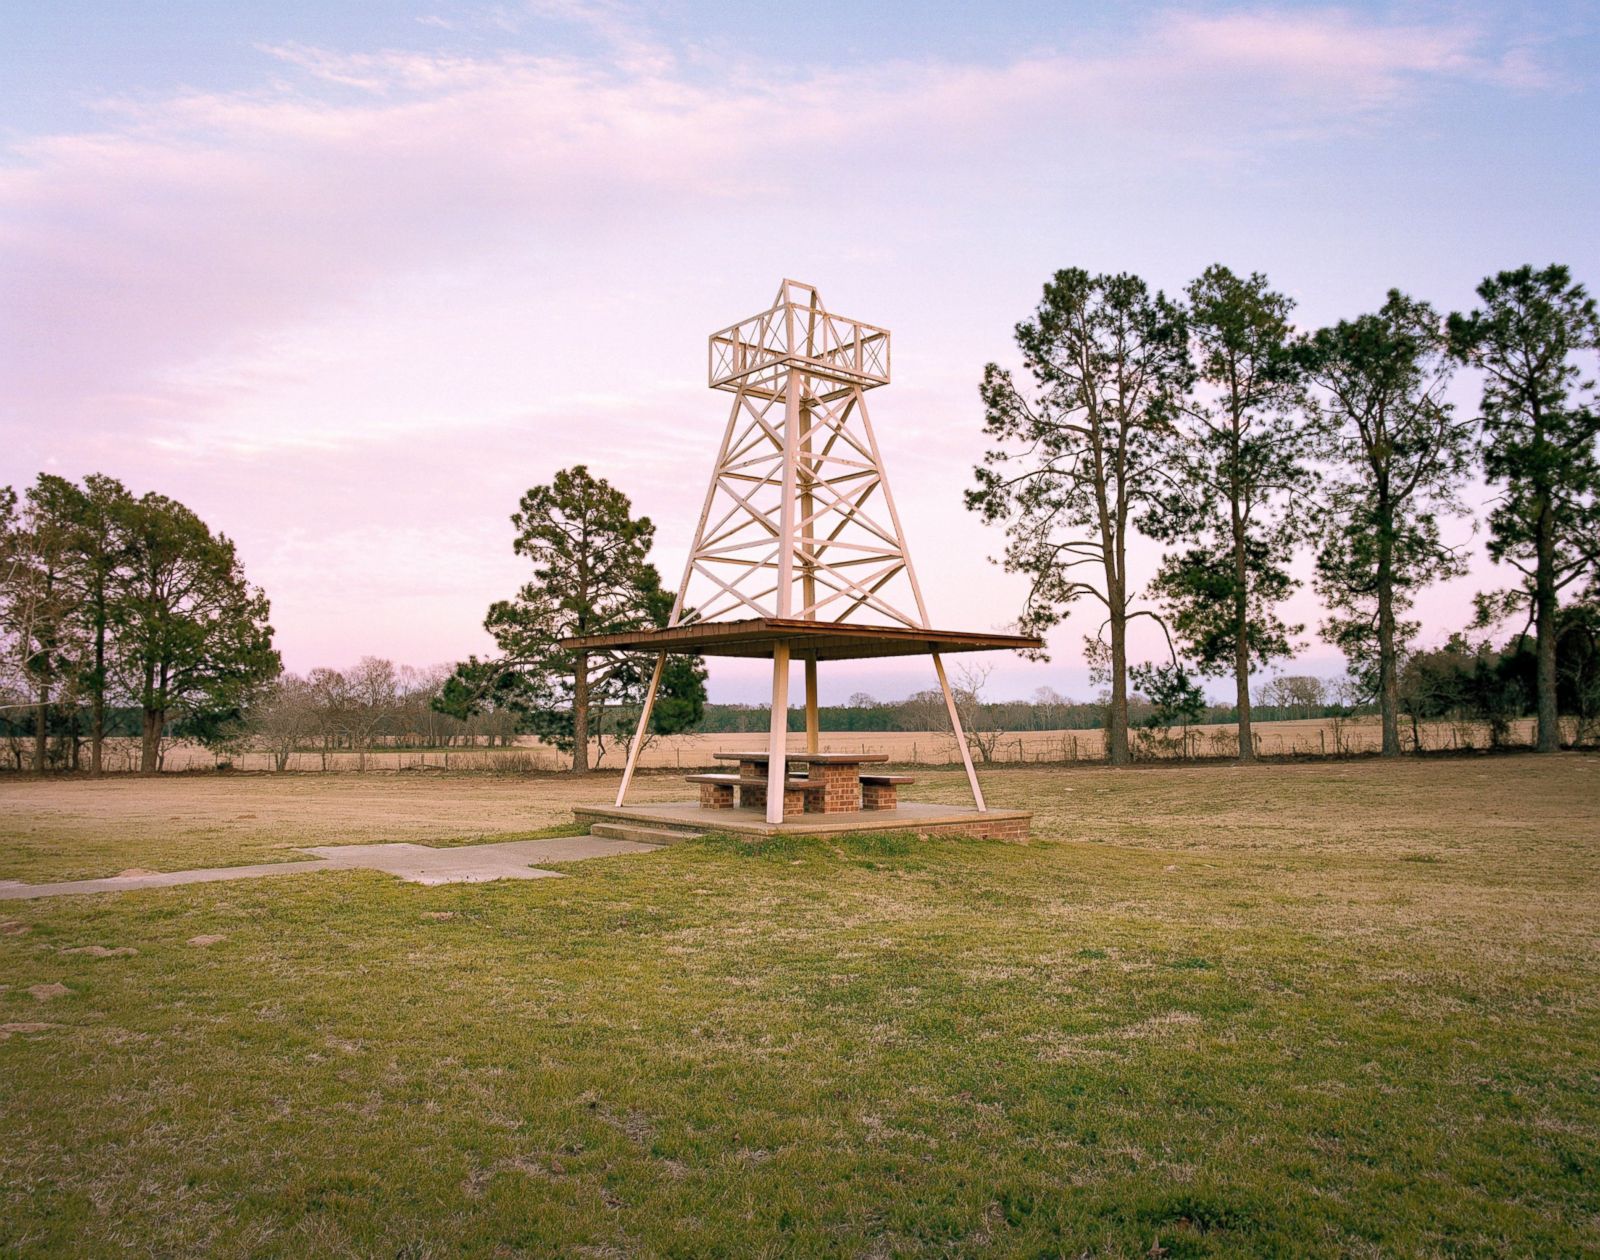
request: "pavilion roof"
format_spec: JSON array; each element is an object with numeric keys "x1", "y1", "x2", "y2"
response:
[{"x1": 560, "y1": 617, "x2": 1042, "y2": 661}]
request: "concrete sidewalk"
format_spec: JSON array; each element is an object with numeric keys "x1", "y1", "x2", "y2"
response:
[{"x1": 0, "y1": 835, "x2": 659, "y2": 901}]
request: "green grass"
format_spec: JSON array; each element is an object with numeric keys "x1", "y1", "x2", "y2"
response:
[{"x1": 2, "y1": 758, "x2": 1598, "y2": 1257}]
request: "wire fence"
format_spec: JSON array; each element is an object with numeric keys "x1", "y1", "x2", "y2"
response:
[{"x1": 4, "y1": 716, "x2": 1558, "y2": 775}]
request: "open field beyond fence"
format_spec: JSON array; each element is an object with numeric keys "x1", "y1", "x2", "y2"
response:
[
  {"x1": 59, "y1": 714, "x2": 1556, "y2": 774},
  {"x1": 1, "y1": 756, "x2": 1597, "y2": 1255}
]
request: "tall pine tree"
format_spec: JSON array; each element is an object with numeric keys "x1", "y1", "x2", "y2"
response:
[
  {"x1": 1, "y1": 478, "x2": 86, "y2": 772},
  {"x1": 1145, "y1": 266, "x2": 1310, "y2": 762},
  {"x1": 1448, "y1": 264, "x2": 1600, "y2": 752},
  {"x1": 50, "y1": 474, "x2": 134, "y2": 775},
  {"x1": 440, "y1": 466, "x2": 705, "y2": 773},
  {"x1": 969, "y1": 269, "x2": 1189, "y2": 765},
  {"x1": 1301, "y1": 291, "x2": 1473, "y2": 755},
  {"x1": 111, "y1": 493, "x2": 280, "y2": 772}
]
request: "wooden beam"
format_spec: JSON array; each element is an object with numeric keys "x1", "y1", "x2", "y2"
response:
[
  {"x1": 933, "y1": 651, "x2": 986, "y2": 812},
  {"x1": 804, "y1": 655, "x2": 820, "y2": 754},
  {"x1": 562, "y1": 616, "x2": 1043, "y2": 658},
  {"x1": 614, "y1": 652, "x2": 665, "y2": 806}
]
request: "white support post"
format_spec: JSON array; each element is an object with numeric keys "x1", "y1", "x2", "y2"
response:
[
  {"x1": 776, "y1": 368, "x2": 800, "y2": 617},
  {"x1": 932, "y1": 650, "x2": 986, "y2": 812},
  {"x1": 765, "y1": 641, "x2": 791, "y2": 824},
  {"x1": 614, "y1": 652, "x2": 666, "y2": 806}
]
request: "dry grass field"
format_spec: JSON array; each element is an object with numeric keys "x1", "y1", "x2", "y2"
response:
[
  {"x1": 1, "y1": 755, "x2": 1597, "y2": 1256},
  {"x1": 125, "y1": 714, "x2": 1547, "y2": 774}
]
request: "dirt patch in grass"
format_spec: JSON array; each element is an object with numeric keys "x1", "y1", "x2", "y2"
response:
[{"x1": 1, "y1": 1022, "x2": 62, "y2": 1040}]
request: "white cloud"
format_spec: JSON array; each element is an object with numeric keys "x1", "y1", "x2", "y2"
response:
[
  {"x1": 3, "y1": 7, "x2": 1549, "y2": 436},
  {"x1": 0, "y1": 6, "x2": 1561, "y2": 681}
]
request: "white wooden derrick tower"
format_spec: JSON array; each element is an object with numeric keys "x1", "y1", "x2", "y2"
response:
[
  {"x1": 674, "y1": 279, "x2": 922, "y2": 633},
  {"x1": 576, "y1": 280, "x2": 1041, "y2": 825}
]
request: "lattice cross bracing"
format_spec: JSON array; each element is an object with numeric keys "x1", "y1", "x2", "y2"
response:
[{"x1": 674, "y1": 281, "x2": 928, "y2": 632}]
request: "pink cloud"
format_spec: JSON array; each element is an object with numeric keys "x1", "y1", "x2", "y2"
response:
[
  {"x1": 0, "y1": 7, "x2": 1553, "y2": 692},
  {"x1": 2, "y1": 8, "x2": 1544, "y2": 433}
]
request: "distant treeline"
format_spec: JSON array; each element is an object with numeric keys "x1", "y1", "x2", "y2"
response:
[
  {"x1": 691, "y1": 699, "x2": 1352, "y2": 735},
  {"x1": 2, "y1": 691, "x2": 1350, "y2": 745},
  {"x1": 0, "y1": 705, "x2": 142, "y2": 741},
  {"x1": 7, "y1": 635, "x2": 1595, "y2": 774}
]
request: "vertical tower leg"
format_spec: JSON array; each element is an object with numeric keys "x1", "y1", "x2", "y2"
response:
[
  {"x1": 614, "y1": 652, "x2": 666, "y2": 807},
  {"x1": 765, "y1": 643, "x2": 791, "y2": 824},
  {"x1": 932, "y1": 651, "x2": 986, "y2": 812},
  {"x1": 804, "y1": 655, "x2": 820, "y2": 754}
]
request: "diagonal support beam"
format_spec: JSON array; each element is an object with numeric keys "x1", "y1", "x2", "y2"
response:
[
  {"x1": 614, "y1": 652, "x2": 666, "y2": 806},
  {"x1": 933, "y1": 651, "x2": 986, "y2": 812}
]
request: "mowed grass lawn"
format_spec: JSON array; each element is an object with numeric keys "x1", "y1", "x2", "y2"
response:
[{"x1": 1, "y1": 758, "x2": 1597, "y2": 1258}]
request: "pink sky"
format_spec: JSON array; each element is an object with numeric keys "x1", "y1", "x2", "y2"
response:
[{"x1": 4, "y1": 5, "x2": 1595, "y2": 702}]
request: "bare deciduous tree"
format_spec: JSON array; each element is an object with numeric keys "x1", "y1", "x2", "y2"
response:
[
  {"x1": 344, "y1": 656, "x2": 398, "y2": 771},
  {"x1": 1257, "y1": 674, "x2": 1328, "y2": 718},
  {"x1": 306, "y1": 667, "x2": 350, "y2": 770},
  {"x1": 952, "y1": 663, "x2": 1006, "y2": 764},
  {"x1": 248, "y1": 673, "x2": 318, "y2": 771}
]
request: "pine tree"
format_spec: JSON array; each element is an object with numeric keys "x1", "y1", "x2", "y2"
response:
[
  {"x1": 1448, "y1": 264, "x2": 1600, "y2": 752},
  {"x1": 111, "y1": 493, "x2": 280, "y2": 772},
  {"x1": 1145, "y1": 266, "x2": 1310, "y2": 762},
  {"x1": 1300, "y1": 291, "x2": 1473, "y2": 755},
  {"x1": 440, "y1": 466, "x2": 705, "y2": 773},
  {"x1": 969, "y1": 269, "x2": 1189, "y2": 765}
]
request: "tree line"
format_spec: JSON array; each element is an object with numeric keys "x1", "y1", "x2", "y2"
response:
[
  {"x1": 0, "y1": 476, "x2": 278, "y2": 773},
  {"x1": 695, "y1": 686, "x2": 1351, "y2": 735},
  {"x1": 972, "y1": 263, "x2": 1599, "y2": 765},
  {"x1": 233, "y1": 659, "x2": 525, "y2": 772},
  {"x1": 6, "y1": 266, "x2": 1594, "y2": 776},
  {"x1": 0, "y1": 463, "x2": 711, "y2": 776}
]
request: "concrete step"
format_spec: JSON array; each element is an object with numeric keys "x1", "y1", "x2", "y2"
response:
[{"x1": 588, "y1": 822, "x2": 702, "y2": 847}]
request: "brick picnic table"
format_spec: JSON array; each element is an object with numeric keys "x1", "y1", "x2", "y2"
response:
[{"x1": 686, "y1": 750, "x2": 910, "y2": 817}]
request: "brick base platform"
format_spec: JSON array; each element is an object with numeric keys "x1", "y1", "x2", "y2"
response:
[{"x1": 928, "y1": 814, "x2": 1031, "y2": 842}]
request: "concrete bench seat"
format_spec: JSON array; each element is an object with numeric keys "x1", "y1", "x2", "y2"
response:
[
  {"x1": 685, "y1": 772, "x2": 822, "y2": 811},
  {"x1": 858, "y1": 772, "x2": 915, "y2": 810}
]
